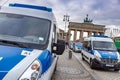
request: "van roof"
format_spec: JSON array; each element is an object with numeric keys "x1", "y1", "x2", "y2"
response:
[
  {"x1": 84, "y1": 37, "x2": 113, "y2": 42},
  {"x1": 0, "y1": 0, "x2": 56, "y2": 21},
  {"x1": 0, "y1": 0, "x2": 48, "y2": 7}
]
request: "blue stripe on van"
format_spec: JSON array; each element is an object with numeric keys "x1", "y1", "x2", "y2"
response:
[
  {"x1": 38, "y1": 50, "x2": 54, "y2": 74},
  {"x1": 0, "y1": 45, "x2": 33, "y2": 79},
  {"x1": 0, "y1": 72, "x2": 7, "y2": 80}
]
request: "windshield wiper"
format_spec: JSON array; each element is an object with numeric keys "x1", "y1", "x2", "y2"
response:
[{"x1": 0, "y1": 40, "x2": 29, "y2": 48}]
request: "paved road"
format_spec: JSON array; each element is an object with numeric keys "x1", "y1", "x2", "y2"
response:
[
  {"x1": 52, "y1": 49, "x2": 94, "y2": 80},
  {"x1": 73, "y1": 51, "x2": 120, "y2": 80}
]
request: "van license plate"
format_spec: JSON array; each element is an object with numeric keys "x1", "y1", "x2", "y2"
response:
[{"x1": 106, "y1": 64, "x2": 114, "y2": 67}]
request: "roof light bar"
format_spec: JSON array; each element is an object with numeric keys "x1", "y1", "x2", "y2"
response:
[
  {"x1": 92, "y1": 35, "x2": 108, "y2": 38},
  {"x1": 9, "y1": 3, "x2": 52, "y2": 12}
]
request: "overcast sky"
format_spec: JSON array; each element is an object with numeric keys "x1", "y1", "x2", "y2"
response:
[
  {"x1": 1, "y1": 0, "x2": 120, "y2": 30},
  {"x1": 45, "y1": 0, "x2": 120, "y2": 30}
]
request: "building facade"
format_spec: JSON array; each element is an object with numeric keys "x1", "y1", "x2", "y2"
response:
[
  {"x1": 67, "y1": 22, "x2": 105, "y2": 42},
  {"x1": 105, "y1": 26, "x2": 120, "y2": 37}
]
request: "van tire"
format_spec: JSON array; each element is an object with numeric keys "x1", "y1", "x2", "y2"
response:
[
  {"x1": 81, "y1": 53, "x2": 85, "y2": 61},
  {"x1": 114, "y1": 69, "x2": 119, "y2": 71},
  {"x1": 90, "y1": 59, "x2": 95, "y2": 69}
]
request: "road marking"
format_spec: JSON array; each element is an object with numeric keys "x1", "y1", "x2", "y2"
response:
[{"x1": 73, "y1": 52, "x2": 101, "y2": 80}]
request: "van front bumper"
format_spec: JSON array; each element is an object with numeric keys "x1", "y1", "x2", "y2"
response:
[{"x1": 92, "y1": 59, "x2": 120, "y2": 69}]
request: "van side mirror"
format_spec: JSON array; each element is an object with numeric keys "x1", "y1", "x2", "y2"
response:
[
  {"x1": 52, "y1": 39, "x2": 65, "y2": 55},
  {"x1": 117, "y1": 49, "x2": 120, "y2": 52},
  {"x1": 87, "y1": 46, "x2": 92, "y2": 50}
]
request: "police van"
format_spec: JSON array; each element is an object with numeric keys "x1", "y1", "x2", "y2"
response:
[
  {"x1": 0, "y1": 0, "x2": 65, "y2": 80},
  {"x1": 81, "y1": 35, "x2": 120, "y2": 71}
]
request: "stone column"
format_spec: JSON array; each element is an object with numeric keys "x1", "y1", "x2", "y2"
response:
[
  {"x1": 68, "y1": 29, "x2": 71, "y2": 42},
  {"x1": 74, "y1": 29, "x2": 77, "y2": 41},
  {"x1": 80, "y1": 30, "x2": 83, "y2": 38},
  {"x1": 88, "y1": 31, "x2": 92, "y2": 37},
  {"x1": 59, "y1": 33, "x2": 62, "y2": 39},
  {"x1": 100, "y1": 32, "x2": 104, "y2": 36},
  {"x1": 62, "y1": 32, "x2": 64, "y2": 39}
]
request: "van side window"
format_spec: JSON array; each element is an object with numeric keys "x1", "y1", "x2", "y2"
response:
[
  {"x1": 51, "y1": 24, "x2": 57, "y2": 52},
  {"x1": 87, "y1": 41, "x2": 92, "y2": 50},
  {"x1": 52, "y1": 24, "x2": 57, "y2": 43},
  {"x1": 83, "y1": 41, "x2": 88, "y2": 48},
  {"x1": 83, "y1": 41, "x2": 91, "y2": 50}
]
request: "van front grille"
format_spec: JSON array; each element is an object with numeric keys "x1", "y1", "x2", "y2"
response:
[{"x1": 101, "y1": 58, "x2": 118, "y2": 65}]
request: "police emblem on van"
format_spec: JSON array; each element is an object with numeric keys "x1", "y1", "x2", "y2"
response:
[{"x1": 21, "y1": 50, "x2": 31, "y2": 56}]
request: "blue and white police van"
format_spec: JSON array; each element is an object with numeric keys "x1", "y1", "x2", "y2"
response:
[
  {"x1": 81, "y1": 35, "x2": 120, "y2": 71},
  {"x1": 0, "y1": 0, "x2": 65, "y2": 80},
  {"x1": 73, "y1": 42, "x2": 82, "y2": 53}
]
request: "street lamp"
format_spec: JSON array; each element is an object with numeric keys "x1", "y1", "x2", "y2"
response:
[{"x1": 63, "y1": 14, "x2": 70, "y2": 40}]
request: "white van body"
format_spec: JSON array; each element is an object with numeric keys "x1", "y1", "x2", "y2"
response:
[
  {"x1": 81, "y1": 36, "x2": 120, "y2": 71},
  {"x1": 0, "y1": 0, "x2": 65, "y2": 80}
]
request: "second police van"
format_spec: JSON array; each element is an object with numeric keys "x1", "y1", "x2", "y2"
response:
[
  {"x1": 0, "y1": 0, "x2": 65, "y2": 80},
  {"x1": 81, "y1": 35, "x2": 120, "y2": 71}
]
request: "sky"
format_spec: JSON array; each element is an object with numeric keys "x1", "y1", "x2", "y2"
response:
[{"x1": 45, "y1": 0, "x2": 120, "y2": 30}]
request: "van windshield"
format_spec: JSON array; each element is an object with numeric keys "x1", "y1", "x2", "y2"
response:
[
  {"x1": 0, "y1": 13, "x2": 51, "y2": 49},
  {"x1": 93, "y1": 41, "x2": 117, "y2": 51}
]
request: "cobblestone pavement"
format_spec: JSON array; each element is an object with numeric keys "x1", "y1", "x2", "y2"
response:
[{"x1": 52, "y1": 49, "x2": 94, "y2": 80}]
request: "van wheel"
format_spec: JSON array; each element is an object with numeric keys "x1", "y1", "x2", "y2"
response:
[
  {"x1": 114, "y1": 69, "x2": 119, "y2": 71},
  {"x1": 81, "y1": 53, "x2": 85, "y2": 60},
  {"x1": 90, "y1": 59, "x2": 95, "y2": 69},
  {"x1": 79, "y1": 50, "x2": 81, "y2": 53}
]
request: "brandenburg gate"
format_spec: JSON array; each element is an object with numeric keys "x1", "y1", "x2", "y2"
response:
[
  {"x1": 58, "y1": 15, "x2": 106, "y2": 42},
  {"x1": 67, "y1": 15, "x2": 106, "y2": 42},
  {"x1": 67, "y1": 22, "x2": 105, "y2": 41}
]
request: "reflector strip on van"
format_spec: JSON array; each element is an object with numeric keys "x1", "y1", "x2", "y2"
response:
[{"x1": 9, "y1": 3, "x2": 52, "y2": 12}]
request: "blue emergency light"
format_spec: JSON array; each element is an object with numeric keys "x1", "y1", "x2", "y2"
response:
[
  {"x1": 92, "y1": 35, "x2": 108, "y2": 38},
  {"x1": 9, "y1": 3, "x2": 52, "y2": 12}
]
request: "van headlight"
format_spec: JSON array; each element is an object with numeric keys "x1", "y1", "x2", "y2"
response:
[
  {"x1": 94, "y1": 51, "x2": 101, "y2": 61},
  {"x1": 19, "y1": 60, "x2": 41, "y2": 80},
  {"x1": 118, "y1": 59, "x2": 120, "y2": 62},
  {"x1": 117, "y1": 52, "x2": 120, "y2": 62}
]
